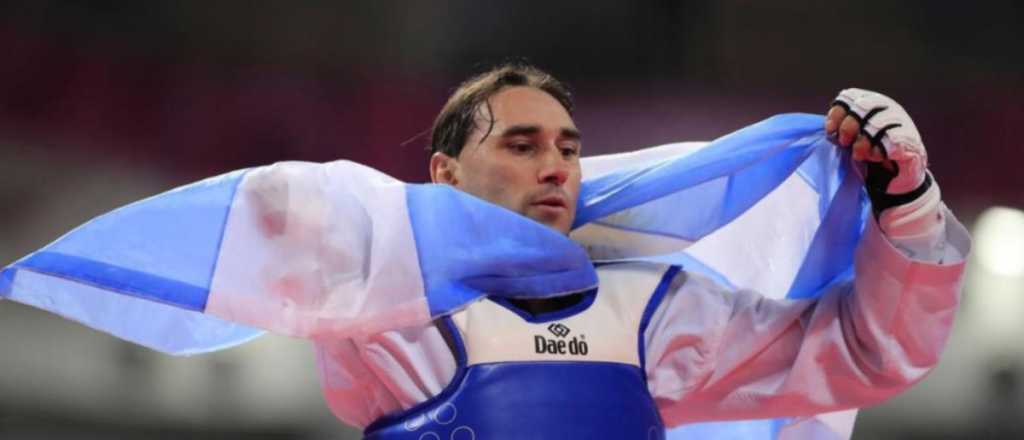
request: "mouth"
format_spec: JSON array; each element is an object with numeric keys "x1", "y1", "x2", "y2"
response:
[{"x1": 531, "y1": 195, "x2": 567, "y2": 210}]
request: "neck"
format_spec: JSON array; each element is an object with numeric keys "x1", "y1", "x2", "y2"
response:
[{"x1": 506, "y1": 292, "x2": 584, "y2": 316}]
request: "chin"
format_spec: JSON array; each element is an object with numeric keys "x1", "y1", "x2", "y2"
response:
[
  {"x1": 523, "y1": 206, "x2": 573, "y2": 235},
  {"x1": 527, "y1": 216, "x2": 566, "y2": 234},
  {"x1": 546, "y1": 220, "x2": 573, "y2": 235}
]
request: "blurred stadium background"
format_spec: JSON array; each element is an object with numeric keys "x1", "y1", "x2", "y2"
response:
[{"x1": 0, "y1": 1, "x2": 1021, "y2": 439}]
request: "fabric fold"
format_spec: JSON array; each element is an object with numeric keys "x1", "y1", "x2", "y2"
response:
[{"x1": 2, "y1": 113, "x2": 864, "y2": 361}]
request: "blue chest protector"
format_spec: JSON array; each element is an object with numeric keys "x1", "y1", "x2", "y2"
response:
[{"x1": 364, "y1": 263, "x2": 680, "y2": 440}]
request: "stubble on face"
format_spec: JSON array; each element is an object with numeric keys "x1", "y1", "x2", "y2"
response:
[{"x1": 451, "y1": 87, "x2": 582, "y2": 234}]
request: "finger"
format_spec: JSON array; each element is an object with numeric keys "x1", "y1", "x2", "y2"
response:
[
  {"x1": 838, "y1": 115, "x2": 861, "y2": 147},
  {"x1": 852, "y1": 134, "x2": 873, "y2": 161},
  {"x1": 825, "y1": 105, "x2": 846, "y2": 135}
]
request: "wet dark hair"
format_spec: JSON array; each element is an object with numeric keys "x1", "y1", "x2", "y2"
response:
[{"x1": 429, "y1": 63, "x2": 574, "y2": 157}]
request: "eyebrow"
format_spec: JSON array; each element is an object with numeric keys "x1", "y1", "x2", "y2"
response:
[{"x1": 500, "y1": 124, "x2": 582, "y2": 141}]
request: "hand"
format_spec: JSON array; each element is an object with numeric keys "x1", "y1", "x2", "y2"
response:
[{"x1": 825, "y1": 88, "x2": 928, "y2": 195}]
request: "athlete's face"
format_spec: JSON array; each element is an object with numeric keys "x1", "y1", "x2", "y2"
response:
[{"x1": 430, "y1": 86, "x2": 582, "y2": 234}]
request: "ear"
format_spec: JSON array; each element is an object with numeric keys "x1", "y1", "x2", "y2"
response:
[{"x1": 429, "y1": 152, "x2": 460, "y2": 185}]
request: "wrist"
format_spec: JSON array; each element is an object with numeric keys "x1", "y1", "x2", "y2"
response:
[
  {"x1": 868, "y1": 169, "x2": 932, "y2": 216},
  {"x1": 876, "y1": 173, "x2": 943, "y2": 239}
]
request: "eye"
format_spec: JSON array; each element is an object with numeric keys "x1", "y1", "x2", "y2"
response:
[
  {"x1": 559, "y1": 144, "x2": 580, "y2": 158},
  {"x1": 509, "y1": 142, "x2": 535, "y2": 154}
]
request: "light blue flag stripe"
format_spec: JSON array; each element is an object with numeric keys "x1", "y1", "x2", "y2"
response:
[
  {"x1": 0, "y1": 264, "x2": 13, "y2": 296},
  {"x1": 1, "y1": 168, "x2": 264, "y2": 355},
  {"x1": 8, "y1": 169, "x2": 249, "y2": 301},
  {"x1": 668, "y1": 419, "x2": 781, "y2": 440},
  {"x1": 405, "y1": 184, "x2": 599, "y2": 317},
  {"x1": 786, "y1": 159, "x2": 867, "y2": 299},
  {"x1": 15, "y1": 252, "x2": 209, "y2": 311},
  {"x1": 576, "y1": 114, "x2": 826, "y2": 240}
]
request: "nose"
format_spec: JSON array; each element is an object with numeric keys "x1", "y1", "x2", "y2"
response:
[{"x1": 537, "y1": 147, "x2": 570, "y2": 186}]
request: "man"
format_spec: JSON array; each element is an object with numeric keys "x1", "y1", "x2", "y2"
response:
[
  {"x1": 310, "y1": 64, "x2": 969, "y2": 439},
  {"x1": 0, "y1": 63, "x2": 969, "y2": 439}
]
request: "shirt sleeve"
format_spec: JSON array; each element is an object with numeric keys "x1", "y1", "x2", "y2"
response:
[{"x1": 644, "y1": 187, "x2": 971, "y2": 426}]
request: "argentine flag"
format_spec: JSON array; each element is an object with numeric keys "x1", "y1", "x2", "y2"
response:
[{"x1": 1, "y1": 113, "x2": 867, "y2": 439}]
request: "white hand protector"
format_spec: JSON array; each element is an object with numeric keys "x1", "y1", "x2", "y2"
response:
[{"x1": 833, "y1": 88, "x2": 928, "y2": 194}]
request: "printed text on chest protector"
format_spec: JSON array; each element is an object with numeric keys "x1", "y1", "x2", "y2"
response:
[{"x1": 534, "y1": 323, "x2": 589, "y2": 356}]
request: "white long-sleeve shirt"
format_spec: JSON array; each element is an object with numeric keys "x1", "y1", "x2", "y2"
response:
[{"x1": 312, "y1": 181, "x2": 970, "y2": 429}]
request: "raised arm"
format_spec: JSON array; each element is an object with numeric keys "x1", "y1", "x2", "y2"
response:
[{"x1": 646, "y1": 89, "x2": 971, "y2": 425}]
